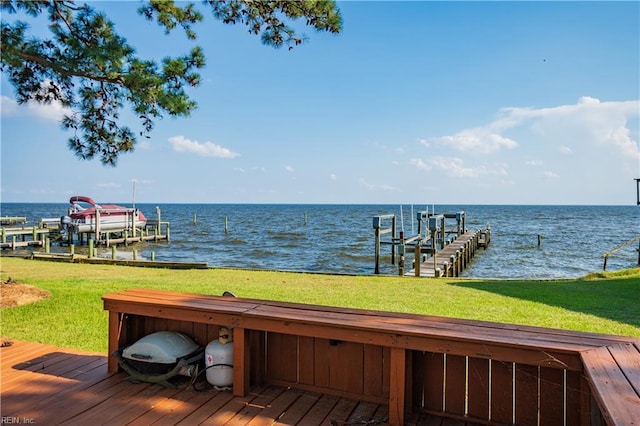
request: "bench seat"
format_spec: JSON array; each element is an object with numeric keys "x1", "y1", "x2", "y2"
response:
[{"x1": 103, "y1": 288, "x2": 640, "y2": 425}]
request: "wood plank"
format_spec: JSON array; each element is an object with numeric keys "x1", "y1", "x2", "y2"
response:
[
  {"x1": 299, "y1": 336, "x2": 316, "y2": 386},
  {"x1": 174, "y1": 391, "x2": 235, "y2": 425},
  {"x1": 319, "y1": 397, "x2": 358, "y2": 426},
  {"x1": 565, "y1": 369, "x2": 585, "y2": 426},
  {"x1": 330, "y1": 341, "x2": 363, "y2": 394},
  {"x1": 514, "y1": 364, "x2": 538, "y2": 426},
  {"x1": 267, "y1": 332, "x2": 301, "y2": 384},
  {"x1": 224, "y1": 385, "x2": 285, "y2": 425},
  {"x1": 244, "y1": 386, "x2": 303, "y2": 426},
  {"x1": 490, "y1": 360, "x2": 513, "y2": 424},
  {"x1": 444, "y1": 354, "x2": 466, "y2": 416},
  {"x1": 581, "y1": 345, "x2": 640, "y2": 426},
  {"x1": 233, "y1": 327, "x2": 250, "y2": 397},
  {"x1": 274, "y1": 391, "x2": 321, "y2": 424},
  {"x1": 347, "y1": 400, "x2": 382, "y2": 424},
  {"x1": 104, "y1": 385, "x2": 216, "y2": 425},
  {"x1": 467, "y1": 357, "x2": 489, "y2": 421},
  {"x1": 363, "y1": 344, "x2": 384, "y2": 397},
  {"x1": 389, "y1": 347, "x2": 406, "y2": 426},
  {"x1": 197, "y1": 389, "x2": 261, "y2": 425},
  {"x1": 539, "y1": 366, "x2": 564, "y2": 425},
  {"x1": 89, "y1": 383, "x2": 183, "y2": 425},
  {"x1": 105, "y1": 289, "x2": 639, "y2": 348},
  {"x1": 423, "y1": 352, "x2": 445, "y2": 412},
  {"x1": 4, "y1": 340, "x2": 408, "y2": 426},
  {"x1": 608, "y1": 342, "x2": 640, "y2": 397},
  {"x1": 100, "y1": 289, "x2": 640, "y2": 425},
  {"x1": 297, "y1": 393, "x2": 341, "y2": 424},
  {"x1": 314, "y1": 338, "x2": 331, "y2": 388}
]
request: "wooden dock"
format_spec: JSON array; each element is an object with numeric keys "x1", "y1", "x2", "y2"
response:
[
  {"x1": 0, "y1": 226, "x2": 50, "y2": 250},
  {"x1": 373, "y1": 210, "x2": 490, "y2": 277},
  {"x1": 407, "y1": 229, "x2": 489, "y2": 277},
  {"x1": 1, "y1": 219, "x2": 170, "y2": 252},
  {"x1": 0, "y1": 216, "x2": 27, "y2": 226}
]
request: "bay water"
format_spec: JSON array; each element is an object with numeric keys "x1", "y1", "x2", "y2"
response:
[{"x1": 1, "y1": 203, "x2": 638, "y2": 279}]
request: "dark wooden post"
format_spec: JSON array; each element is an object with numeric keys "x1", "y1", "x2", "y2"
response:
[{"x1": 391, "y1": 215, "x2": 396, "y2": 265}]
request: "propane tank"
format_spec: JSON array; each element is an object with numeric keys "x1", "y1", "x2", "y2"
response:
[{"x1": 205, "y1": 327, "x2": 233, "y2": 387}]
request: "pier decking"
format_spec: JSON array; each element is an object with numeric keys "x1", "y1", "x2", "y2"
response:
[
  {"x1": 0, "y1": 340, "x2": 462, "y2": 425},
  {"x1": 1, "y1": 218, "x2": 169, "y2": 251},
  {"x1": 407, "y1": 229, "x2": 489, "y2": 277}
]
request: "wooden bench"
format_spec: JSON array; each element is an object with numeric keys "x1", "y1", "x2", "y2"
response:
[{"x1": 103, "y1": 289, "x2": 640, "y2": 425}]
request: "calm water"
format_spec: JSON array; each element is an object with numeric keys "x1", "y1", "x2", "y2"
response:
[{"x1": 1, "y1": 203, "x2": 639, "y2": 279}]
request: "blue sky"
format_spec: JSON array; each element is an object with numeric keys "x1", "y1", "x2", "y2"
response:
[{"x1": 2, "y1": 1, "x2": 639, "y2": 205}]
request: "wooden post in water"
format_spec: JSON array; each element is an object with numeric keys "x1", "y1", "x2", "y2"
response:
[
  {"x1": 224, "y1": 216, "x2": 228, "y2": 235},
  {"x1": 398, "y1": 231, "x2": 405, "y2": 276},
  {"x1": 111, "y1": 246, "x2": 117, "y2": 260},
  {"x1": 193, "y1": 214, "x2": 197, "y2": 225},
  {"x1": 538, "y1": 234, "x2": 542, "y2": 247},
  {"x1": 132, "y1": 210, "x2": 137, "y2": 238},
  {"x1": 95, "y1": 209, "x2": 101, "y2": 243},
  {"x1": 374, "y1": 225, "x2": 381, "y2": 274},
  {"x1": 391, "y1": 216, "x2": 397, "y2": 265},
  {"x1": 414, "y1": 243, "x2": 421, "y2": 277}
]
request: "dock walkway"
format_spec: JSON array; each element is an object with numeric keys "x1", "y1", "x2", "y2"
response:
[{"x1": 408, "y1": 229, "x2": 489, "y2": 277}]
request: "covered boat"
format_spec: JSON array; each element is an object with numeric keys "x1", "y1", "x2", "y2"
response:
[{"x1": 62, "y1": 195, "x2": 147, "y2": 233}]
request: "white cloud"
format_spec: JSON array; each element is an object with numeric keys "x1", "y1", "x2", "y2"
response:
[
  {"x1": 526, "y1": 160, "x2": 543, "y2": 166},
  {"x1": 500, "y1": 97, "x2": 639, "y2": 159},
  {"x1": 96, "y1": 182, "x2": 121, "y2": 189},
  {"x1": 559, "y1": 146, "x2": 572, "y2": 154},
  {"x1": 1, "y1": 96, "x2": 18, "y2": 115},
  {"x1": 408, "y1": 158, "x2": 432, "y2": 171},
  {"x1": 168, "y1": 136, "x2": 240, "y2": 158},
  {"x1": 1, "y1": 95, "x2": 70, "y2": 121},
  {"x1": 410, "y1": 157, "x2": 508, "y2": 178},
  {"x1": 138, "y1": 140, "x2": 152, "y2": 149},
  {"x1": 423, "y1": 97, "x2": 639, "y2": 159},
  {"x1": 329, "y1": 173, "x2": 337, "y2": 181},
  {"x1": 433, "y1": 129, "x2": 518, "y2": 153},
  {"x1": 358, "y1": 178, "x2": 400, "y2": 192},
  {"x1": 284, "y1": 165, "x2": 295, "y2": 172},
  {"x1": 544, "y1": 171, "x2": 559, "y2": 178}
]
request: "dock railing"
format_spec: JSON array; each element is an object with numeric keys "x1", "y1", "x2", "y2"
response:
[{"x1": 602, "y1": 236, "x2": 640, "y2": 270}]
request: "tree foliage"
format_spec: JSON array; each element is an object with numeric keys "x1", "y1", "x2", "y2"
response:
[{"x1": 0, "y1": 0, "x2": 342, "y2": 165}]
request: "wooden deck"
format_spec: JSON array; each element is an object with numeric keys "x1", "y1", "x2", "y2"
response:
[{"x1": 0, "y1": 340, "x2": 475, "y2": 425}]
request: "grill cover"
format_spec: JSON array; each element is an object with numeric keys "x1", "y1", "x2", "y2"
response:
[{"x1": 122, "y1": 331, "x2": 199, "y2": 365}]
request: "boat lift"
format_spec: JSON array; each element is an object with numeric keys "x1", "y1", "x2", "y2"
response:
[{"x1": 373, "y1": 210, "x2": 467, "y2": 275}]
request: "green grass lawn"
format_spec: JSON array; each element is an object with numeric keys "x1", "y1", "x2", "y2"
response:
[{"x1": 1, "y1": 257, "x2": 639, "y2": 352}]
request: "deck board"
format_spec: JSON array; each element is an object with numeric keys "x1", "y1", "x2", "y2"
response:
[{"x1": 0, "y1": 340, "x2": 485, "y2": 425}]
